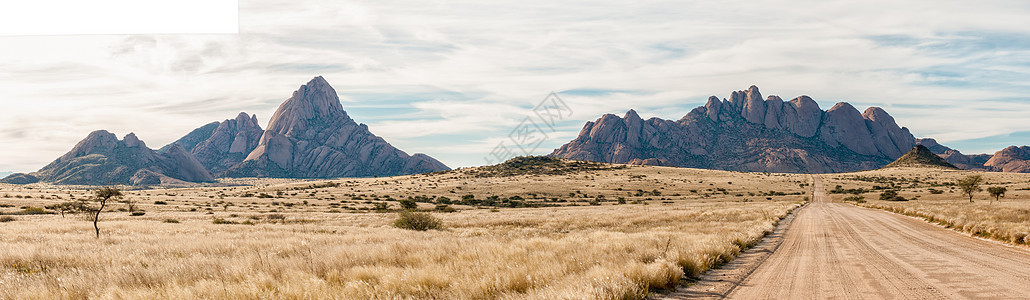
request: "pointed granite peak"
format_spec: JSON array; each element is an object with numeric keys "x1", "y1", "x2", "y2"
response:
[
  {"x1": 267, "y1": 76, "x2": 351, "y2": 137},
  {"x1": 742, "y1": 85, "x2": 766, "y2": 124},
  {"x1": 234, "y1": 111, "x2": 261, "y2": 129},
  {"x1": 224, "y1": 76, "x2": 450, "y2": 178},
  {"x1": 235, "y1": 111, "x2": 251, "y2": 122},
  {"x1": 123, "y1": 132, "x2": 145, "y2": 148},
  {"x1": 705, "y1": 96, "x2": 721, "y2": 121},
  {"x1": 624, "y1": 109, "x2": 641, "y2": 120}
]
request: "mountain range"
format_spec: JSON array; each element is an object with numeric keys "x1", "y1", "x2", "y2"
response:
[
  {"x1": 3, "y1": 82, "x2": 1027, "y2": 186},
  {"x1": 550, "y1": 86, "x2": 1030, "y2": 173},
  {"x1": 1, "y1": 76, "x2": 450, "y2": 186}
]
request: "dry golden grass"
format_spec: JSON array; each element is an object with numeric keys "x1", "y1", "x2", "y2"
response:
[
  {"x1": 0, "y1": 165, "x2": 807, "y2": 299},
  {"x1": 825, "y1": 168, "x2": 1030, "y2": 245}
]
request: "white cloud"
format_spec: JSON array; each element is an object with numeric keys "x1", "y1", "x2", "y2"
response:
[{"x1": 1, "y1": 0, "x2": 1030, "y2": 171}]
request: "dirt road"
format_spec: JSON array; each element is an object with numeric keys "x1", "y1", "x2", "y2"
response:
[{"x1": 673, "y1": 175, "x2": 1030, "y2": 299}]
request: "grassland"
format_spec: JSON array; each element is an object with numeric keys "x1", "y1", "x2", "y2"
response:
[
  {"x1": 0, "y1": 163, "x2": 807, "y2": 299},
  {"x1": 824, "y1": 168, "x2": 1030, "y2": 245}
]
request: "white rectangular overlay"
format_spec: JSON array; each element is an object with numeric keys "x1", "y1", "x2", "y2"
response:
[{"x1": 0, "y1": 0, "x2": 238, "y2": 35}]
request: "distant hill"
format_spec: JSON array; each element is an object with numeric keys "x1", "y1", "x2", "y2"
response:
[
  {"x1": 883, "y1": 145, "x2": 959, "y2": 169},
  {"x1": 915, "y1": 139, "x2": 1030, "y2": 173},
  {"x1": 2, "y1": 131, "x2": 215, "y2": 185}
]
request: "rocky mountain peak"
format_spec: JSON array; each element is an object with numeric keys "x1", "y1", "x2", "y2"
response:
[
  {"x1": 223, "y1": 76, "x2": 450, "y2": 178},
  {"x1": 123, "y1": 132, "x2": 145, "y2": 148},
  {"x1": 164, "y1": 111, "x2": 266, "y2": 174},
  {"x1": 741, "y1": 85, "x2": 766, "y2": 124},
  {"x1": 234, "y1": 112, "x2": 260, "y2": 129},
  {"x1": 63, "y1": 130, "x2": 120, "y2": 160},
  {"x1": 267, "y1": 76, "x2": 350, "y2": 137},
  {"x1": 623, "y1": 109, "x2": 641, "y2": 121},
  {"x1": 704, "y1": 96, "x2": 721, "y2": 121}
]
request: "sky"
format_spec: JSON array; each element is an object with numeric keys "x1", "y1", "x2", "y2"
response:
[{"x1": 1, "y1": 0, "x2": 1030, "y2": 172}]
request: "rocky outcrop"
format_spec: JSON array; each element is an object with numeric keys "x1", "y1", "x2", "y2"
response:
[
  {"x1": 222, "y1": 76, "x2": 450, "y2": 178},
  {"x1": 984, "y1": 146, "x2": 1030, "y2": 173},
  {"x1": 820, "y1": 102, "x2": 878, "y2": 156},
  {"x1": 164, "y1": 112, "x2": 264, "y2": 174},
  {"x1": 23, "y1": 130, "x2": 214, "y2": 185},
  {"x1": 863, "y1": 107, "x2": 915, "y2": 158},
  {"x1": 781, "y1": 96, "x2": 823, "y2": 138},
  {"x1": 551, "y1": 86, "x2": 919, "y2": 173}
]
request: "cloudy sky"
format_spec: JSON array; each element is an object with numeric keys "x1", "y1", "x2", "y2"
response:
[{"x1": 1, "y1": 0, "x2": 1030, "y2": 172}]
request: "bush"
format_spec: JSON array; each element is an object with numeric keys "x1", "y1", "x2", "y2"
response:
[
  {"x1": 20, "y1": 207, "x2": 47, "y2": 215},
  {"x1": 843, "y1": 196, "x2": 866, "y2": 203},
  {"x1": 154, "y1": 201, "x2": 168, "y2": 205},
  {"x1": 0, "y1": 216, "x2": 15, "y2": 222},
  {"x1": 436, "y1": 196, "x2": 452, "y2": 205},
  {"x1": 130, "y1": 211, "x2": 146, "y2": 216},
  {"x1": 879, "y1": 190, "x2": 903, "y2": 201},
  {"x1": 212, "y1": 217, "x2": 237, "y2": 224},
  {"x1": 163, "y1": 218, "x2": 180, "y2": 223},
  {"x1": 393, "y1": 211, "x2": 443, "y2": 231},
  {"x1": 434, "y1": 204, "x2": 457, "y2": 212},
  {"x1": 399, "y1": 198, "x2": 418, "y2": 210}
]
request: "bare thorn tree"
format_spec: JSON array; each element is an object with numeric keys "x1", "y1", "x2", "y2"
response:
[{"x1": 89, "y1": 187, "x2": 123, "y2": 238}]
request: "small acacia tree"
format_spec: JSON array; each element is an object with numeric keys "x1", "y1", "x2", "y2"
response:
[
  {"x1": 50, "y1": 201, "x2": 87, "y2": 218},
  {"x1": 89, "y1": 187, "x2": 123, "y2": 238},
  {"x1": 956, "y1": 175, "x2": 983, "y2": 203},
  {"x1": 987, "y1": 186, "x2": 1007, "y2": 204}
]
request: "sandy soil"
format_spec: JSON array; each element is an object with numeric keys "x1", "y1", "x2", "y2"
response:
[{"x1": 672, "y1": 175, "x2": 1030, "y2": 299}]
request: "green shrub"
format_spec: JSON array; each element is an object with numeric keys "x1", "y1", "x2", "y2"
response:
[
  {"x1": 879, "y1": 190, "x2": 906, "y2": 201},
  {"x1": 399, "y1": 198, "x2": 418, "y2": 210},
  {"x1": 436, "y1": 196, "x2": 452, "y2": 205},
  {"x1": 393, "y1": 211, "x2": 443, "y2": 231},
  {"x1": 20, "y1": 207, "x2": 47, "y2": 215},
  {"x1": 212, "y1": 217, "x2": 237, "y2": 224},
  {"x1": 843, "y1": 196, "x2": 866, "y2": 203}
]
